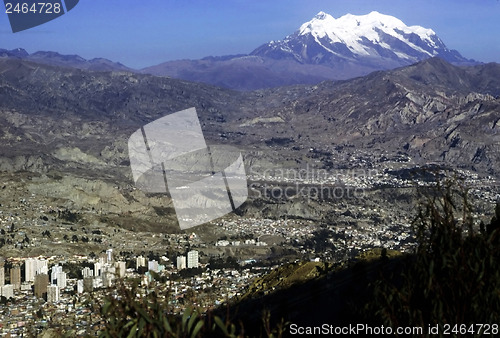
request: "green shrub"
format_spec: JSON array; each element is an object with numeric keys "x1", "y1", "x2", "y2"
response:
[
  {"x1": 97, "y1": 275, "x2": 287, "y2": 337},
  {"x1": 98, "y1": 279, "x2": 204, "y2": 338},
  {"x1": 368, "y1": 179, "x2": 500, "y2": 334}
]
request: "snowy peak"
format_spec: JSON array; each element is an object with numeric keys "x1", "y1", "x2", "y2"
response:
[
  {"x1": 313, "y1": 11, "x2": 331, "y2": 20},
  {"x1": 298, "y1": 11, "x2": 438, "y2": 58},
  {"x1": 251, "y1": 11, "x2": 472, "y2": 68}
]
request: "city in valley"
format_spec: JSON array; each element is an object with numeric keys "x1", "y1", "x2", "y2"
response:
[{"x1": 0, "y1": 163, "x2": 498, "y2": 335}]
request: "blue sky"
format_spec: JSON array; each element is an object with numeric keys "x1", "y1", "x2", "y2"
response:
[{"x1": 1, "y1": 0, "x2": 499, "y2": 69}]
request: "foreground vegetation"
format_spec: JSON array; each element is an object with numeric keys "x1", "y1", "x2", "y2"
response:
[{"x1": 366, "y1": 180, "x2": 500, "y2": 334}]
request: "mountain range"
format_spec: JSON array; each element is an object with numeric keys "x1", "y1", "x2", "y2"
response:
[
  {"x1": 1, "y1": 11, "x2": 477, "y2": 90},
  {"x1": 0, "y1": 48, "x2": 133, "y2": 72},
  {"x1": 0, "y1": 56, "x2": 499, "y2": 188},
  {"x1": 144, "y1": 11, "x2": 476, "y2": 90},
  {"x1": 0, "y1": 51, "x2": 499, "y2": 252}
]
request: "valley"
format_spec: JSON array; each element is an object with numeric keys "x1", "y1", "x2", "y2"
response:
[{"x1": 0, "y1": 55, "x2": 499, "y2": 255}]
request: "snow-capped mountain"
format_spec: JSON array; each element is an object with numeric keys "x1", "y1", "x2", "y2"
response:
[
  {"x1": 251, "y1": 11, "x2": 472, "y2": 67},
  {"x1": 143, "y1": 11, "x2": 477, "y2": 90}
]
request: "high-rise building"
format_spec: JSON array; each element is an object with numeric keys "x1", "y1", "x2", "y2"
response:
[
  {"x1": 148, "y1": 260, "x2": 158, "y2": 272},
  {"x1": 94, "y1": 262, "x2": 102, "y2": 277},
  {"x1": 99, "y1": 253, "x2": 107, "y2": 265},
  {"x1": 101, "y1": 272, "x2": 113, "y2": 288},
  {"x1": 176, "y1": 256, "x2": 186, "y2": 270},
  {"x1": 10, "y1": 265, "x2": 21, "y2": 290},
  {"x1": 136, "y1": 256, "x2": 146, "y2": 270},
  {"x1": 0, "y1": 266, "x2": 4, "y2": 287},
  {"x1": 1, "y1": 284, "x2": 14, "y2": 299},
  {"x1": 82, "y1": 267, "x2": 93, "y2": 278},
  {"x1": 187, "y1": 250, "x2": 199, "y2": 269},
  {"x1": 51, "y1": 265, "x2": 63, "y2": 285},
  {"x1": 93, "y1": 277, "x2": 103, "y2": 289},
  {"x1": 56, "y1": 271, "x2": 67, "y2": 288},
  {"x1": 34, "y1": 273, "x2": 49, "y2": 298},
  {"x1": 101, "y1": 265, "x2": 116, "y2": 288},
  {"x1": 47, "y1": 285, "x2": 59, "y2": 303},
  {"x1": 38, "y1": 259, "x2": 48, "y2": 275},
  {"x1": 76, "y1": 280, "x2": 84, "y2": 294},
  {"x1": 115, "y1": 261, "x2": 126, "y2": 278},
  {"x1": 106, "y1": 249, "x2": 113, "y2": 263},
  {"x1": 21, "y1": 282, "x2": 31, "y2": 291},
  {"x1": 25, "y1": 258, "x2": 37, "y2": 282},
  {"x1": 26, "y1": 258, "x2": 49, "y2": 282},
  {"x1": 0, "y1": 257, "x2": 4, "y2": 287}
]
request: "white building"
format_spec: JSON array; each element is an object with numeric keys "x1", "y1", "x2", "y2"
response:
[
  {"x1": 101, "y1": 265, "x2": 116, "y2": 287},
  {"x1": 51, "y1": 265, "x2": 63, "y2": 285},
  {"x1": 101, "y1": 272, "x2": 114, "y2": 288},
  {"x1": 216, "y1": 240, "x2": 230, "y2": 247},
  {"x1": 94, "y1": 262, "x2": 102, "y2": 277},
  {"x1": 38, "y1": 259, "x2": 48, "y2": 275},
  {"x1": 106, "y1": 249, "x2": 113, "y2": 263},
  {"x1": 82, "y1": 267, "x2": 93, "y2": 278},
  {"x1": 115, "y1": 261, "x2": 126, "y2": 278},
  {"x1": 0, "y1": 284, "x2": 14, "y2": 299},
  {"x1": 187, "y1": 251, "x2": 199, "y2": 269},
  {"x1": 47, "y1": 285, "x2": 59, "y2": 303},
  {"x1": 77, "y1": 280, "x2": 84, "y2": 294},
  {"x1": 136, "y1": 256, "x2": 146, "y2": 269},
  {"x1": 25, "y1": 258, "x2": 37, "y2": 282},
  {"x1": 98, "y1": 254, "x2": 106, "y2": 265},
  {"x1": 177, "y1": 256, "x2": 186, "y2": 270},
  {"x1": 25, "y1": 258, "x2": 49, "y2": 282},
  {"x1": 93, "y1": 276, "x2": 103, "y2": 289},
  {"x1": 148, "y1": 260, "x2": 159, "y2": 272},
  {"x1": 56, "y1": 272, "x2": 67, "y2": 288}
]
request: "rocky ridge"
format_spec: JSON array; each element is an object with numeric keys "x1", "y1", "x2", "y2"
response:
[{"x1": 0, "y1": 57, "x2": 499, "y2": 238}]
